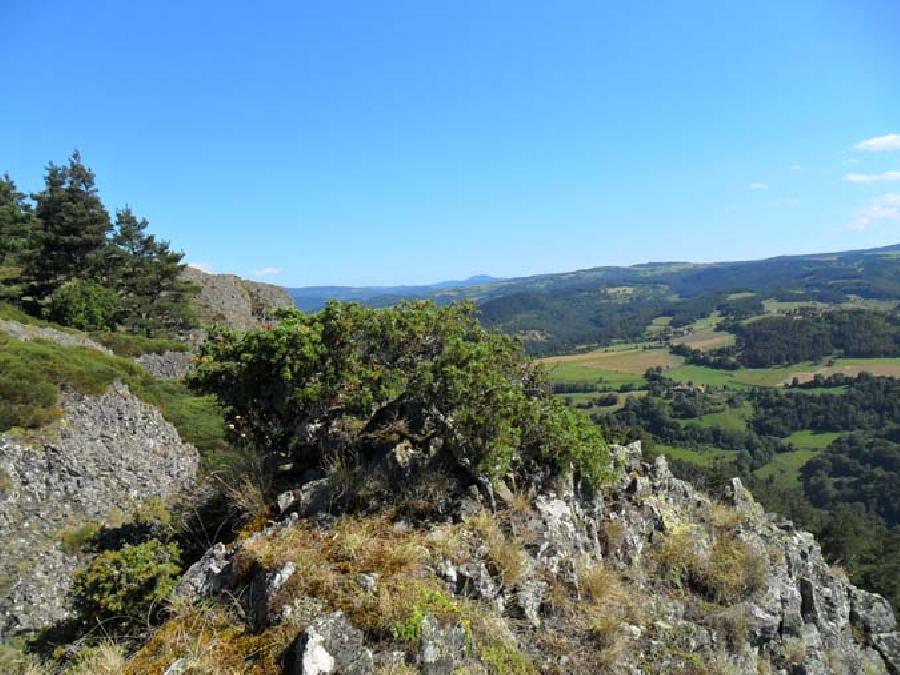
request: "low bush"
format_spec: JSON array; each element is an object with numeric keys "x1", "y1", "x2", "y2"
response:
[
  {"x1": 43, "y1": 280, "x2": 119, "y2": 331},
  {"x1": 71, "y1": 539, "x2": 181, "y2": 634}
]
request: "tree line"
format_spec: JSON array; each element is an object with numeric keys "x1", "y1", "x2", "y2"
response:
[
  {"x1": 0, "y1": 151, "x2": 195, "y2": 334},
  {"x1": 674, "y1": 310, "x2": 900, "y2": 369}
]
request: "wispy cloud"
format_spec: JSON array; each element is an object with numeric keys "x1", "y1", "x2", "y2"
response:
[
  {"x1": 849, "y1": 193, "x2": 900, "y2": 231},
  {"x1": 188, "y1": 262, "x2": 214, "y2": 273},
  {"x1": 749, "y1": 182, "x2": 768, "y2": 190},
  {"x1": 789, "y1": 164, "x2": 803, "y2": 171},
  {"x1": 854, "y1": 134, "x2": 900, "y2": 152},
  {"x1": 253, "y1": 267, "x2": 281, "y2": 277},
  {"x1": 844, "y1": 170, "x2": 900, "y2": 183}
]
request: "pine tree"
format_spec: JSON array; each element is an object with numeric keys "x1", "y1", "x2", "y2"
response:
[
  {"x1": 107, "y1": 206, "x2": 196, "y2": 334},
  {"x1": 23, "y1": 151, "x2": 111, "y2": 299},
  {"x1": 0, "y1": 173, "x2": 34, "y2": 300}
]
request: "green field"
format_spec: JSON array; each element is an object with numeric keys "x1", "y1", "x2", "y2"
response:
[
  {"x1": 754, "y1": 449, "x2": 819, "y2": 488},
  {"x1": 544, "y1": 363, "x2": 646, "y2": 387},
  {"x1": 540, "y1": 347, "x2": 680, "y2": 387},
  {"x1": 667, "y1": 357, "x2": 900, "y2": 389},
  {"x1": 785, "y1": 429, "x2": 842, "y2": 450},
  {"x1": 694, "y1": 402, "x2": 752, "y2": 431}
]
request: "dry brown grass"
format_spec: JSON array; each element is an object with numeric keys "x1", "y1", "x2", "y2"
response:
[
  {"x1": 126, "y1": 599, "x2": 293, "y2": 674},
  {"x1": 653, "y1": 525, "x2": 766, "y2": 605},
  {"x1": 466, "y1": 511, "x2": 526, "y2": 585},
  {"x1": 68, "y1": 642, "x2": 127, "y2": 675}
]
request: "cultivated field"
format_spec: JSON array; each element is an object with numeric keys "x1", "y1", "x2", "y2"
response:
[{"x1": 539, "y1": 347, "x2": 681, "y2": 384}]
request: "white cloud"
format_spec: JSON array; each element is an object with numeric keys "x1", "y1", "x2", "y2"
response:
[
  {"x1": 789, "y1": 164, "x2": 803, "y2": 171},
  {"x1": 253, "y1": 267, "x2": 281, "y2": 277},
  {"x1": 843, "y1": 170, "x2": 900, "y2": 183},
  {"x1": 749, "y1": 182, "x2": 769, "y2": 190},
  {"x1": 844, "y1": 158, "x2": 860, "y2": 165},
  {"x1": 849, "y1": 193, "x2": 900, "y2": 231},
  {"x1": 854, "y1": 134, "x2": 900, "y2": 152},
  {"x1": 188, "y1": 262, "x2": 214, "y2": 273}
]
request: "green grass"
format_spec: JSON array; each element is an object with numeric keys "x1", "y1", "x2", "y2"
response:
[
  {"x1": 694, "y1": 402, "x2": 752, "y2": 431},
  {"x1": 754, "y1": 449, "x2": 819, "y2": 488},
  {"x1": 784, "y1": 429, "x2": 842, "y2": 450},
  {"x1": 544, "y1": 363, "x2": 646, "y2": 387},
  {"x1": 89, "y1": 331, "x2": 188, "y2": 357},
  {"x1": 2, "y1": 301, "x2": 189, "y2": 357},
  {"x1": 0, "y1": 330, "x2": 225, "y2": 462},
  {"x1": 665, "y1": 365, "x2": 744, "y2": 388}
]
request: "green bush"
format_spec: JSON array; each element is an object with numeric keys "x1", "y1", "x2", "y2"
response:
[
  {"x1": 71, "y1": 539, "x2": 180, "y2": 633},
  {"x1": 43, "y1": 279, "x2": 119, "y2": 331},
  {"x1": 191, "y1": 301, "x2": 610, "y2": 491}
]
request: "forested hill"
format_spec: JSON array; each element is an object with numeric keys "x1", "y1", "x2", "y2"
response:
[{"x1": 292, "y1": 244, "x2": 900, "y2": 354}]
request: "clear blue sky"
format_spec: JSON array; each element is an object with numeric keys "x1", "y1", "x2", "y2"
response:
[{"x1": 2, "y1": 1, "x2": 899, "y2": 286}]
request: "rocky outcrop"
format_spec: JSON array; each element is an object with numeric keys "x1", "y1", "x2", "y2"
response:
[
  {"x1": 0, "y1": 382, "x2": 198, "y2": 636},
  {"x1": 135, "y1": 350, "x2": 197, "y2": 379},
  {"x1": 0, "y1": 318, "x2": 112, "y2": 354},
  {"x1": 182, "y1": 267, "x2": 293, "y2": 331},
  {"x1": 172, "y1": 442, "x2": 898, "y2": 674}
]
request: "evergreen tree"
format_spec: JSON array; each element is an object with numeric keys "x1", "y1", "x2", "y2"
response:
[
  {"x1": 0, "y1": 173, "x2": 34, "y2": 300},
  {"x1": 23, "y1": 151, "x2": 111, "y2": 300},
  {"x1": 107, "y1": 206, "x2": 195, "y2": 334}
]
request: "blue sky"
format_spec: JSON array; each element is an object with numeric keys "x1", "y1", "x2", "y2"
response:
[{"x1": 2, "y1": 1, "x2": 899, "y2": 286}]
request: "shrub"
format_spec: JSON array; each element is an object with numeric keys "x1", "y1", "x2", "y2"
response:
[
  {"x1": 71, "y1": 539, "x2": 181, "y2": 633},
  {"x1": 191, "y1": 301, "x2": 610, "y2": 497},
  {"x1": 43, "y1": 280, "x2": 119, "y2": 331}
]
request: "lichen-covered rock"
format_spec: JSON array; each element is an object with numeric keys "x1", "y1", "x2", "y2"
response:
[
  {"x1": 136, "y1": 350, "x2": 196, "y2": 379},
  {"x1": 156, "y1": 441, "x2": 900, "y2": 674},
  {"x1": 182, "y1": 267, "x2": 293, "y2": 331},
  {"x1": 0, "y1": 382, "x2": 198, "y2": 636},
  {"x1": 290, "y1": 612, "x2": 374, "y2": 675},
  {"x1": 175, "y1": 543, "x2": 231, "y2": 601}
]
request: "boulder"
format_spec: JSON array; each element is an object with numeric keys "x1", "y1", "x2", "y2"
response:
[{"x1": 290, "y1": 612, "x2": 374, "y2": 675}]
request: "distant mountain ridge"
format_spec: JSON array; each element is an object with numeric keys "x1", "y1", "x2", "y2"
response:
[
  {"x1": 289, "y1": 244, "x2": 900, "y2": 313},
  {"x1": 288, "y1": 274, "x2": 503, "y2": 311}
]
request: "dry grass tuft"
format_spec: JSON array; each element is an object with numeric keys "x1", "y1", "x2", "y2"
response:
[
  {"x1": 653, "y1": 526, "x2": 766, "y2": 605},
  {"x1": 466, "y1": 511, "x2": 526, "y2": 585},
  {"x1": 69, "y1": 642, "x2": 127, "y2": 675}
]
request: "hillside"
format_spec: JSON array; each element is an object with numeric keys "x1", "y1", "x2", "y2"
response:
[
  {"x1": 286, "y1": 244, "x2": 900, "y2": 356},
  {"x1": 0, "y1": 291, "x2": 897, "y2": 674}
]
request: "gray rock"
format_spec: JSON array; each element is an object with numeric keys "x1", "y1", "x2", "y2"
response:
[
  {"x1": 291, "y1": 612, "x2": 374, "y2": 675},
  {"x1": 515, "y1": 579, "x2": 547, "y2": 626},
  {"x1": 418, "y1": 614, "x2": 468, "y2": 675},
  {"x1": 851, "y1": 587, "x2": 898, "y2": 635},
  {"x1": 135, "y1": 350, "x2": 196, "y2": 379},
  {"x1": 297, "y1": 478, "x2": 332, "y2": 516},
  {"x1": 0, "y1": 381, "x2": 198, "y2": 636},
  {"x1": 176, "y1": 543, "x2": 230, "y2": 600},
  {"x1": 182, "y1": 267, "x2": 292, "y2": 331},
  {"x1": 457, "y1": 561, "x2": 497, "y2": 601}
]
